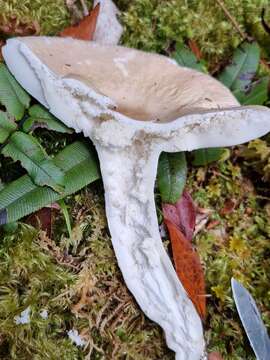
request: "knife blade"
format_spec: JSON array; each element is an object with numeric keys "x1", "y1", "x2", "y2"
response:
[{"x1": 231, "y1": 278, "x2": 270, "y2": 360}]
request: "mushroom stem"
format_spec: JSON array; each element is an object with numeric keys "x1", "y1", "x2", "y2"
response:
[{"x1": 94, "y1": 140, "x2": 205, "y2": 360}]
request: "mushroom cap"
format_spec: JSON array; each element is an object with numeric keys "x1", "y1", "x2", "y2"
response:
[
  {"x1": 3, "y1": 36, "x2": 270, "y2": 151},
  {"x1": 3, "y1": 36, "x2": 239, "y2": 123}
]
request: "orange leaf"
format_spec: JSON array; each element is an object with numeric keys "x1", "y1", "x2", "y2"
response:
[
  {"x1": 208, "y1": 352, "x2": 223, "y2": 360},
  {"x1": 188, "y1": 39, "x2": 202, "y2": 60},
  {"x1": 60, "y1": 3, "x2": 100, "y2": 41},
  {"x1": 164, "y1": 218, "x2": 206, "y2": 319}
]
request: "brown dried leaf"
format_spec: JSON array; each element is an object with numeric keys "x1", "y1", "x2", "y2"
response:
[
  {"x1": 0, "y1": 16, "x2": 40, "y2": 37},
  {"x1": 39, "y1": 230, "x2": 81, "y2": 270},
  {"x1": 208, "y1": 351, "x2": 223, "y2": 360},
  {"x1": 60, "y1": 3, "x2": 100, "y2": 40},
  {"x1": 71, "y1": 264, "x2": 97, "y2": 314},
  {"x1": 0, "y1": 40, "x2": 5, "y2": 61},
  {"x1": 0, "y1": 16, "x2": 40, "y2": 59},
  {"x1": 164, "y1": 219, "x2": 206, "y2": 319},
  {"x1": 220, "y1": 199, "x2": 236, "y2": 215}
]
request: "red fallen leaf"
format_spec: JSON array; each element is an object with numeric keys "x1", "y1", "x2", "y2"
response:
[
  {"x1": 60, "y1": 3, "x2": 100, "y2": 40},
  {"x1": 220, "y1": 199, "x2": 236, "y2": 215},
  {"x1": 208, "y1": 352, "x2": 223, "y2": 360},
  {"x1": 188, "y1": 39, "x2": 202, "y2": 60},
  {"x1": 164, "y1": 218, "x2": 206, "y2": 319},
  {"x1": 162, "y1": 190, "x2": 196, "y2": 242},
  {"x1": 26, "y1": 204, "x2": 60, "y2": 237}
]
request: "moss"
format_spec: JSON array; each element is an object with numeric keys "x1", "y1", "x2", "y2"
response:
[
  {"x1": 57, "y1": 188, "x2": 174, "y2": 359},
  {"x1": 0, "y1": 224, "x2": 83, "y2": 360},
  {"x1": 118, "y1": 0, "x2": 270, "y2": 66},
  {"x1": 0, "y1": 191, "x2": 173, "y2": 359},
  {"x1": 0, "y1": 0, "x2": 71, "y2": 35},
  {"x1": 188, "y1": 156, "x2": 270, "y2": 359},
  {"x1": 1, "y1": 0, "x2": 270, "y2": 63}
]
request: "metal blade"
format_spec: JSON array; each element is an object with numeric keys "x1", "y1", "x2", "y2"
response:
[{"x1": 231, "y1": 278, "x2": 270, "y2": 360}]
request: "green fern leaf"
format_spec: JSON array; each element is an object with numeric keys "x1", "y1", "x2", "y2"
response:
[
  {"x1": 0, "y1": 64, "x2": 30, "y2": 120},
  {"x1": 23, "y1": 104, "x2": 73, "y2": 133},
  {"x1": 0, "y1": 111, "x2": 17, "y2": 143},
  {"x1": 1, "y1": 132, "x2": 65, "y2": 193},
  {"x1": 0, "y1": 141, "x2": 100, "y2": 224}
]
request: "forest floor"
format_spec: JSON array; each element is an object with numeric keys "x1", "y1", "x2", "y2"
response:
[{"x1": 0, "y1": 1, "x2": 269, "y2": 359}]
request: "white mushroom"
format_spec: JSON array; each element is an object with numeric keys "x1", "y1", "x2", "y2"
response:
[
  {"x1": 3, "y1": 37, "x2": 270, "y2": 360},
  {"x1": 93, "y1": 0, "x2": 123, "y2": 45}
]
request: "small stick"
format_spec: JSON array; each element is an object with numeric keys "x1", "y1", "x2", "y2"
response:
[{"x1": 215, "y1": 0, "x2": 251, "y2": 41}]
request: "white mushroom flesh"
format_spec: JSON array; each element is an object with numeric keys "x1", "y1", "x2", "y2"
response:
[{"x1": 3, "y1": 37, "x2": 270, "y2": 360}]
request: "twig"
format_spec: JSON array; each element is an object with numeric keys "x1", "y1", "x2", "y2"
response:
[{"x1": 215, "y1": 0, "x2": 252, "y2": 41}]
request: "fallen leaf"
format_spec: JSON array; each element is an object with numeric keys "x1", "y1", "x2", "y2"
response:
[
  {"x1": 0, "y1": 16, "x2": 40, "y2": 60},
  {"x1": 164, "y1": 219, "x2": 206, "y2": 319},
  {"x1": 208, "y1": 352, "x2": 223, "y2": 360},
  {"x1": 188, "y1": 39, "x2": 202, "y2": 60},
  {"x1": 26, "y1": 204, "x2": 60, "y2": 237},
  {"x1": 162, "y1": 190, "x2": 196, "y2": 242},
  {"x1": 220, "y1": 199, "x2": 236, "y2": 215},
  {"x1": 60, "y1": 3, "x2": 100, "y2": 40},
  {"x1": 0, "y1": 40, "x2": 5, "y2": 61},
  {"x1": 0, "y1": 16, "x2": 40, "y2": 37}
]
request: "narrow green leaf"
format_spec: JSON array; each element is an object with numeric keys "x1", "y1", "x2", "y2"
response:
[
  {"x1": 173, "y1": 44, "x2": 206, "y2": 73},
  {"x1": 1, "y1": 132, "x2": 65, "y2": 193},
  {"x1": 157, "y1": 152, "x2": 187, "y2": 204},
  {"x1": 58, "y1": 199, "x2": 72, "y2": 238},
  {"x1": 0, "y1": 111, "x2": 17, "y2": 143},
  {"x1": 233, "y1": 77, "x2": 269, "y2": 105},
  {"x1": 23, "y1": 104, "x2": 73, "y2": 133},
  {"x1": 0, "y1": 141, "x2": 100, "y2": 224},
  {"x1": 0, "y1": 64, "x2": 30, "y2": 120},
  {"x1": 191, "y1": 148, "x2": 226, "y2": 166},
  {"x1": 218, "y1": 41, "x2": 260, "y2": 91}
]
